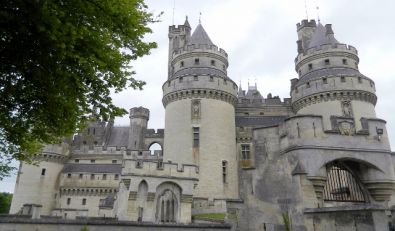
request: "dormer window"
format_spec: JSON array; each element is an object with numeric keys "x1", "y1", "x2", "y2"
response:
[{"x1": 194, "y1": 58, "x2": 199, "y2": 65}]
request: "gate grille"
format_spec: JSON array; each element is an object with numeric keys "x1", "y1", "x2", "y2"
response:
[{"x1": 323, "y1": 162, "x2": 367, "y2": 202}]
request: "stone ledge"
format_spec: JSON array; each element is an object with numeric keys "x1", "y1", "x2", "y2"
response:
[
  {"x1": 0, "y1": 216, "x2": 231, "y2": 229},
  {"x1": 304, "y1": 204, "x2": 385, "y2": 214}
]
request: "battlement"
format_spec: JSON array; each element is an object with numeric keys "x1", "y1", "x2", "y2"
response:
[
  {"x1": 73, "y1": 146, "x2": 127, "y2": 155},
  {"x1": 296, "y1": 43, "x2": 358, "y2": 63},
  {"x1": 173, "y1": 44, "x2": 228, "y2": 58},
  {"x1": 145, "y1": 129, "x2": 164, "y2": 138},
  {"x1": 266, "y1": 115, "x2": 391, "y2": 151},
  {"x1": 122, "y1": 159, "x2": 199, "y2": 180},
  {"x1": 169, "y1": 24, "x2": 190, "y2": 33},
  {"x1": 129, "y1": 107, "x2": 149, "y2": 119},
  {"x1": 297, "y1": 19, "x2": 317, "y2": 31}
]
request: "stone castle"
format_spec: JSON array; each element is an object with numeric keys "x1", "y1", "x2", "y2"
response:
[{"x1": 8, "y1": 17, "x2": 395, "y2": 230}]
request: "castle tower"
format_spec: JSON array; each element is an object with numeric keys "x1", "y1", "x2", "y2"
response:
[
  {"x1": 291, "y1": 21, "x2": 377, "y2": 131},
  {"x1": 168, "y1": 17, "x2": 191, "y2": 78},
  {"x1": 10, "y1": 142, "x2": 70, "y2": 215},
  {"x1": 162, "y1": 21, "x2": 239, "y2": 200},
  {"x1": 128, "y1": 107, "x2": 150, "y2": 150}
]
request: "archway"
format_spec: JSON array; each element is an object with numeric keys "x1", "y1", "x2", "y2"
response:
[{"x1": 149, "y1": 143, "x2": 162, "y2": 156}]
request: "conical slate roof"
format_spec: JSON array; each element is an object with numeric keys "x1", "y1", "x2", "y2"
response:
[
  {"x1": 308, "y1": 22, "x2": 339, "y2": 49},
  {"x1": 188, "y1": 24, "x2": 214, "y2": 46}
]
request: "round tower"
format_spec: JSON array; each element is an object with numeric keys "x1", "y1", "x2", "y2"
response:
[
  {"x1": 291, "y1": 21, "x2": 377, "y2": 131},
  {"x1": 162, "y1": 21, "x2": 239, "y2": 200},
  {"x1": 128, "y1": 107, "x2": 150, "y2": 150},
  {"x1": 10, "y1": 142, "x2": 70, "y2": 215}
]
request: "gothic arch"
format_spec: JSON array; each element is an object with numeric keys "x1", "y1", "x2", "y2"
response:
[
  {"x1": 148, "y1": 142, "x2": 162, "y2": 155},
  {"x1": 136, "y1": 180, "x2": 148, "y2": 221},
  {"x1": 154, "y1": 182, "x2": 182, "y2": 223}
]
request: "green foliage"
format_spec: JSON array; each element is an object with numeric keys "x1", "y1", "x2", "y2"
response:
[
  {"x1": 80, "y1": 227, "x2": 89, "y2": 231},
  {"x1": 0, "y1": 0, "x2": 159, "y2": 176},
  {"x1": 0, "y1": 192, "x2": 13, "y2": 214},
  {"x1": 282, "y1": 212, "x2": 292, "y2": 231},
  {"x1": 193, "y1": 213, "x2": 226, "y2": 220}
]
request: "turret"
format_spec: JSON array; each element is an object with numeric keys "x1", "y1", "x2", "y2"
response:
[
  {"x1": 291, "y1": 20, "x2": 377, "y2": 131},
  {"x1": 168, "y1": 16, "x2": 191, "y2": 78},
  {"x1": 10, "y1": 142, "x2": 70, "y2": 215},
  {"x1": 162, "y1": 21, "x2": 239, "y2": 201},
  {"x1": 128, "y1": 107, "x2": 150, "y2": 150}
]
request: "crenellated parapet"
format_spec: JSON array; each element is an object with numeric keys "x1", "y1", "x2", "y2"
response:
[
  {"x1": 122, "y1": 159, "x2": 199, "y2": 180},
  {"x1": 173, "y1": 44, "x2": 228, "y2": 58},
  {"x1": 34, "y1": 143, "x2": 70, "y2": 163}
]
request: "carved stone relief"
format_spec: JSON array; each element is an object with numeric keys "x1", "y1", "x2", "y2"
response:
[
  {"x1": 341, "y1": 100, "x2": 353, "y2": 117},
  {"x1": 191, "y1": 99, "x2": 201, "y2": 120}
]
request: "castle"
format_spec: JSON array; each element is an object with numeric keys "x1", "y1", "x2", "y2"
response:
[{"x1": 8, "y1": 17, "x2": 395, "y2": 230}]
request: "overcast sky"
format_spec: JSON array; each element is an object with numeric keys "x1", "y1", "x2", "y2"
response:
[{"x1": 1, "y1": 0, "x2": 395, "y2": 193}]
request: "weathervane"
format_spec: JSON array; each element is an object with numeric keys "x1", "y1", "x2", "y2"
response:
[{"x1": 199, "y1": 12, "x2": 202, "y2": 24}]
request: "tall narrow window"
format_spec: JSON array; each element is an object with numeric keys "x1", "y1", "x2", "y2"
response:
[
  {"x1": 180, "y1": 61, "x2": 184, "y2": 68},
  {"x1": 193, "y1": 127, "x2": 199, "y2": 148},
  {"x1": 194, "y1": 58, "x2": 199, "y2": 65},
  {"x1": 41, "y1": 168, "x2": 46, "y2": 176},
  {"x1": 138, "y1": 207, "x2": 144, "y2": 222},
  {"x1": 211, "y1": 60, "x2": 215, "y2": 66},
  {"x1": 114, "y1": 174, "x2": 119, "y2": 180},
  {"x1": 82, "y1": 198, "x2": 86, "y2": 205},
  {"x1": 79, "y1": 174, "x2": 83, "y2": 179},
  {"x1": 67, "y1": 198, "x2": 71, "y2": 205},
  {"x1": 90, "y1": 174, "x2": 95, "y2": 180},
  {"x1": 222, "y1": 161, "x2": 227, "y2": 183},
  {"x1": 308, "y1": 63, "x2": 313, "y2": 70},
  {"x1": 241, "y1": 145, "x2": 251, "y2": 160},
  {"x1": 102, "y1": 174, "x2": 107, "y2": 180}
]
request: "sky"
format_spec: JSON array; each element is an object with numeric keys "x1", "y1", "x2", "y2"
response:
[{"x1": 1, "y1": 0, "x2": 395, "y2": 193}]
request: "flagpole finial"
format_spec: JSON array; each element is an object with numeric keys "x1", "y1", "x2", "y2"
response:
[{"x1": 199, "y1": 12, "x2": 202, "y2": 24}]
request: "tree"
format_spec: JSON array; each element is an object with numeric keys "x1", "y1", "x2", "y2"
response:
[
  {"x1": 0, "y1": 0, "x2": 159, "y2": 178},
  {"x1": 0, "y1": 192, "x2": 12, "y2": 214}
]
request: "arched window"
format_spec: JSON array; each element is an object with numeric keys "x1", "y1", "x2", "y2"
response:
[
  {"x1": 157, "y1": 190, "x2": 177, "y2": 223},
  {"x1": 149, "y1": 143, "x2": 162, "y2": 156},
  {"x1": 323, "y1": 162, "x2": 367, "y2": 202}
]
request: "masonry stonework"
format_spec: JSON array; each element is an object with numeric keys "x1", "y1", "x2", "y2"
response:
[{"x1": 6, "y1": 17, "x2": 395, "y2": 231}]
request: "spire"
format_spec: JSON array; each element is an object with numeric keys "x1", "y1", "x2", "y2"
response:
[
  {"x1": 238, "y1": 81, "x2": 244, "y2": 97},
  {"x1": 184, "y1": 15, "x2": 191, "y2": 28},
  {"x1": 188, "y1": 24, "x2": 214, "y2": 46},
  {"x1": 308, "y1": 22, "x2": 339, "y2": 49}
]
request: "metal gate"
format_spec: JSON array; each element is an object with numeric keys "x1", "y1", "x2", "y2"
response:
[{"x1": 323, "y1": 162, "x2": 367, "y2": 202}]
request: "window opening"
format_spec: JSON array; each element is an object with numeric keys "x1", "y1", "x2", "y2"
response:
[
  {"x1": 193, "y1": 127, "x2": 199, "y2": 148},
  {"x1": 323, "y1": 162, "x2": 367, "y2": 202},
  {"x1": 82, "y1": 198, "x2": 86, "y2": 205},
  {"x1": 222, "y1": 161, "x2": 227, "y2": 183},
  {"x1": 41, "y1": 168, "x2": 46, "y2": 176},
  {"x1": 241, "y1": 145, "x2": 251, "y2": 160}
]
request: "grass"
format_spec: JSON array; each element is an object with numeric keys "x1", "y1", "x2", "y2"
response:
[{"x1": 193, "y1": 213, "x2": 226, "y2": 220}]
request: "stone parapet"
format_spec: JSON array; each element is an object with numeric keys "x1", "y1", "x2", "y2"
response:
[{"x1": 122, "y1": 159, "x2": 199, "y2": 180}]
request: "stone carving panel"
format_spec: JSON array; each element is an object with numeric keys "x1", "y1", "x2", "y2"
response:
[{"x1": 191, "y1": 99, "x2": 201, "y2": 120}]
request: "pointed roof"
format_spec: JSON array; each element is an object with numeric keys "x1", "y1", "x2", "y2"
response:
[
  {"x1": 308, "y1": 22, "x2": 339, "y2": 49},
  {"x1": 184, "y1": 16, "x2": 191, "y2": 28},
  {"x1": 188, "y1": 24, "x2": 214, "y2": 46}
]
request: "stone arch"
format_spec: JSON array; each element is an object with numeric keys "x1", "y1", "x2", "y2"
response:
[
  {"x1": 323, "y1": 161, "x2": 368, "y2": 202},
  {"x1": 154, "y1": 181, "x2": 182, "y2": 223},
  {"x1": 149, "y1": 142, "x2": 162, "y2": 156},
  {"x1": 316, "y1": 157, "x2": 385, "y2": 181}
]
